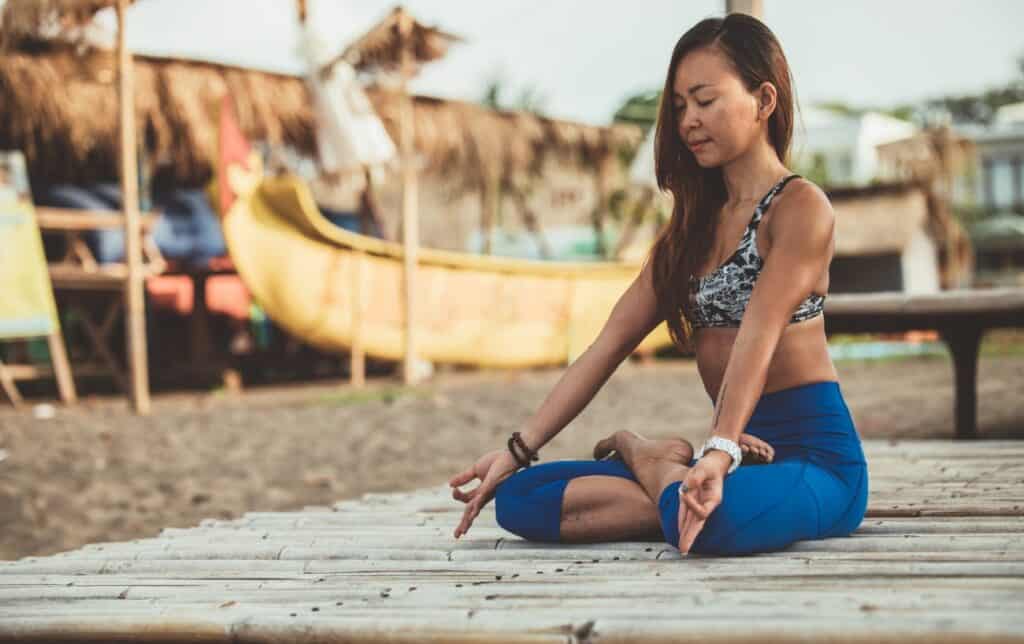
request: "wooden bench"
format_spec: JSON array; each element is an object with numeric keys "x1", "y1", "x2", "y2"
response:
[{"x1": 825, "y1": 288, "x2": 1024, "y2": 439}]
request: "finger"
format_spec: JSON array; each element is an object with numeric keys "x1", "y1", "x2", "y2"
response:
[
  {"x1": 682, "y1": 492, "x2": 710, "y2": 520},
  {"x1": 678, "y1": 489, "x2": 700, "y2": 552},
  {"x1": 451, "y1": 485, "x2": 478, "y2": 503},
  {"x1": 741, "y1": 443, "x2": 750, "y2": 453},
  {"x1": 677, "y1": 491, "x2": 689, "y2": 550},
  {"x1": 454, "y1": 501, "x2": 479, "y2": 539},
  {"x1": 449, "y1": 467, "x2": 478, "y2": 488},
  {"x1": 679, "y1": 515, "x2": 706, "y2": 553}
]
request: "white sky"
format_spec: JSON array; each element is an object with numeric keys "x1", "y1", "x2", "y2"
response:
[{"x1": 86, "y1": 0, "x2": 1024, "y2": 124}]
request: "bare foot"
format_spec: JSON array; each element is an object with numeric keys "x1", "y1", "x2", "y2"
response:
[
  {"x1": 594, "y1": 431, "x2": 774, "y2": 466},
  {"x1": 593, "y1": 430, "x2": 693, "y2": 466},
  {"x1": 738, "y1": 433, "x2": 774, "y2": 465},
  {"x1": 592, "y1": 430, "x2": 693, "y2": 505}
]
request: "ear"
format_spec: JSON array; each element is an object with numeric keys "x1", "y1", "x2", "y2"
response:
[{"x1": 756, "y1": 82, "x2": 777, "y2": 121}]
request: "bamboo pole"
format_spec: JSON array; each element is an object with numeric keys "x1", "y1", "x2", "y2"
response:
[
  {"x1": 117, "y1": 0, "x2": 150, "y2": 414},
  {"x1": 47, "y1": 331, "x2": 77, "y2": 404},
  {"x1": 725, "y1": 0, "x2": 763, "y2": 17},
  {"x1": 398, "y1": 12, "x2": 419, "y2": 385}
]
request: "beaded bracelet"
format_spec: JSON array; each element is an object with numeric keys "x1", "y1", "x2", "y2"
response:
[{"x1": 507, "y1": 431, "x2": 539, "y2": 468}]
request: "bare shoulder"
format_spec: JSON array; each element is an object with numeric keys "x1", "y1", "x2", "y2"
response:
[{"x1": 766, "y1": 177, "x2": 835, "y2": 237}]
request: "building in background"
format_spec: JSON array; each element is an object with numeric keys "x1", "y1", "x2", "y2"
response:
[
  {"x1": 947, "y1": 102, "x2": 1024, "y2": 286},
  {"x1": 953, "y1": 102, "x2": 1024, "y2": 213},
  {"x1": 791, "y1": 105, "x2": 918, "y2": 187}
]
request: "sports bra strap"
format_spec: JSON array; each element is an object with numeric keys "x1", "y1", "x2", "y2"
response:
[{"x1": 751, "y1": 173, "x2": 801, "y2": 228}]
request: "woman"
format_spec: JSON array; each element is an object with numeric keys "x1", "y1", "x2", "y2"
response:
[{"x1": 449, "y1": 13, "x2": 868, "y2": 556}]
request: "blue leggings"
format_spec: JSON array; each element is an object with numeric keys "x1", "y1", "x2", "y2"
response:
[{"x1": 494, "y1": 381, "x2": 869, "y2": 555}]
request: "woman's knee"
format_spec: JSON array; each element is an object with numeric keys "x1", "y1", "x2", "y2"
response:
[
  {"x1": 822, "y1": 465, "x2": 869, "y2": 538},
  {"x1": 494, "y1": 482, "x2": 564, "y2": 543}
]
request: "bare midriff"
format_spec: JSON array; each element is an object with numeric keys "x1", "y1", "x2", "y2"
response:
[
  {"x1": 693, "y1": 317, "x2": 839, "y2": 403},
  {"x1": 692, "y1": 190, "x2": 838, "y2": 403}
]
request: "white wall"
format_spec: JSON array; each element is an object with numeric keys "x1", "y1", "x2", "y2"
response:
[
  {"x1": 900, "y1": 228, "x2": 941, "y2": 293},
  {"x1": 792, "y1": 106, "x2": 917, "y2": 186}
]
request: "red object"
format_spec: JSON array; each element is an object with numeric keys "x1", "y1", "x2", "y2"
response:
[
  {"x1": 217, "y1": 94, "x2": 253, "y2": 217},
  {"x1": 146, "y1": 274, "x2": 251, "y2": 321}
]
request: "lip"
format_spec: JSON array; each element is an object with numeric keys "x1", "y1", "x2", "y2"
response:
[{"x1": 689, "y1": 139, "x2": 711, "y2": 150}]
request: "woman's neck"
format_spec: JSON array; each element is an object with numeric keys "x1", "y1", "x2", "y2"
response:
[{"x1": 720, "y1": 143, "x2": 789, "y2": 205}]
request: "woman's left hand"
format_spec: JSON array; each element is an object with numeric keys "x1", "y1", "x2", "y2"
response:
[{"x1": 677, "y1": 450, "x2": 732, "y2": 553}]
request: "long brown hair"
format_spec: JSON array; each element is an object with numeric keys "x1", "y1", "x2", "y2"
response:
[{"x1": 649, "y1": 13, "x2": 797, "y2": 349}]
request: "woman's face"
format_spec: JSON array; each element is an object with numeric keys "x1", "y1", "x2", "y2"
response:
[{"x1": 671, "y1": 47, "x2": 772, "y2": 167}]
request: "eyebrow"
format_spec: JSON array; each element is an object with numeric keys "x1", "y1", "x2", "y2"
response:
[{"x1": 672, "y1": 83, "x2": 713, "y2": 99}]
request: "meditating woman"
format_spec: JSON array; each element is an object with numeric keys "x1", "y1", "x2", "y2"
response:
[{"x1": 449, "y1": 13, "x2": 868, "y2": 555}]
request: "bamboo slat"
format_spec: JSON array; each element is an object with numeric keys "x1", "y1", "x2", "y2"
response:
[{"x1": 0, "y1": 439, "x2": 1022, "y2": 642}]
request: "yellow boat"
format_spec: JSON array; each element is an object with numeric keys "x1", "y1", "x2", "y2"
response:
[
  {"x1": 223, "y1": 173, "x2": 673, "y2": 367},
  {"x1": 219, "y1": 166, "x2": 672, "y2": 368}
]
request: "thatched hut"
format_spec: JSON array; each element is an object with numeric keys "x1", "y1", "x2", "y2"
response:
[
  {"x1": 0, "y1": 46, "x2": 640, "y2": 249},
  {"x1": 1, "y1": 50, "x2": 638, "y2": 193},
  {"x1": 329, "y1": 5, "x2": 462, "y2": 74},
  {"x1": 826, "y1": 180, "x2": 973, "y2": 292}
]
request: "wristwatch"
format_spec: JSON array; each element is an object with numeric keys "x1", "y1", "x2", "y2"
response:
[{"x1": 695, "y1": 436, "x2": 742, "y2": 475}]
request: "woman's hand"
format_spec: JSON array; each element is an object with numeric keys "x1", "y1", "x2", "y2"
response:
[
  {"x1": 449, "y1": 448, "x2": 520, "y2": 539},
  {"x1": 677, "y1": 450, "x2": 732, "y2": 553}
]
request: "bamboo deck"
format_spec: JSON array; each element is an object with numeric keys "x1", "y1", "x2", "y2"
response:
[{"x1": 1, "y1": 440, "x2": 1023, "y2": 643}]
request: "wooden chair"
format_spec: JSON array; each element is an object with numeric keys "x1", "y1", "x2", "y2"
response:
[{"x1": 35, "y1": 206, "x2": 165, "y2": 395}]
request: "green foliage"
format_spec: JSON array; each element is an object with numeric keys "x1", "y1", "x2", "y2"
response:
[
  {"x1": 480, "y1": 75, "x2": 549, "y2": 115},
  {"x1": 792, "y1": 152, "x2": 830, "y2": 187},
  {"x1": 612, "y1": 90, "x2": 661, "y2": 132},
  {"x1": 813, "y1": 101, "x2": 865, "y2": 117}
]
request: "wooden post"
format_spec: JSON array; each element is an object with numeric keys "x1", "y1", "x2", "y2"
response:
[
  {"x1": 940, "y1": 325, "x2": 983, "y2": 440},
  {"x1": 0, "y1": 361, "x2": 22, "y2": 408},
  {"x1": 117, "y1": 0, "x2": 150, "y2": 414},
  {"x1": 398, "y1": 13, "x2": 420, "y2": 385},
  {"x1": 591, "y1": 164, "x2": 610, "y2": 259},
  {"x1": 725, "y1": 0, "x2": 763, "y2": 17},
  {"x1": 46, "y1": 332, "x2": 77, "y2": 404},
  {"x1": 480, "y1": 171, "x2": 499, "y2": 255}
]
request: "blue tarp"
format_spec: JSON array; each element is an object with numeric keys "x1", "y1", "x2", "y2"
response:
[
  {"x1": 38, "y1": 185, "x2": 383, "y2": 267},
  {"x1": 38, "y1": 184, "x2": 226, "y2": 267}
]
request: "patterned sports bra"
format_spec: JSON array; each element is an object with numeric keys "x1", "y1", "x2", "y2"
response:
[{"x1": 685, "y1": 173, "x2": 826, "y2": 329}]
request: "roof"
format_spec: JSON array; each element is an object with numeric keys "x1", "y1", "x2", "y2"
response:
[
  {"x1": 0, "y1": 49, "x2": 641, "y2": 189},
  {"x1": 330, "y1": 5, "x2": 462, "y2": 74},
  {"x1": 0, "y1": 0, "x2": 133, "y2": 49}
]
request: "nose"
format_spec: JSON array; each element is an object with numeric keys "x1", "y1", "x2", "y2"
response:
[{"x1": 679, "y1": 110, "x2": 701, "y2": 137}]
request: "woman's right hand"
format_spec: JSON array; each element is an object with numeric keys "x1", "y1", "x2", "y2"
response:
[{"x1": 449, "y1": 448, "x2": 520, "y2": 539}]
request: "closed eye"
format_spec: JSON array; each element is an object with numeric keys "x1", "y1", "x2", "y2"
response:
[{"x1": 674, "y1": 99, "x2": 714, "y2": 112}]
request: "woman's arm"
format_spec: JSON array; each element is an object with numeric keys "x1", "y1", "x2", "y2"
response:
[
  {"x1": 707, "y1": 182, "x2": 835, "y2": 449},
  {"x1": 449, "y1": 260, "x2": 662, "y2": 538},
  {"x1": 517, "y1": 259, "x2": 663, "y2": 454},
  {"x1": 677, "y1": 181, "x2": 835, "y2": 552}
]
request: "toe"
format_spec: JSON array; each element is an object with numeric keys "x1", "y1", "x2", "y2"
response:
[{"x1": 593, "y1": 436, "x2": 615, "y2": 460}]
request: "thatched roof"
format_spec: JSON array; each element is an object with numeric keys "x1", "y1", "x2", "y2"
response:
[
  {"x1": 827, "y1": 181, "x2": 932, "y2": 257},
  {"x1": 331, "y1": 6, "x2": 462, "y2": 74},
  {"x1": 875, "y1": 125, "x2": 975, "y2": 183},
  {"x1": 0, "y1": 49, "x2": 640, "y2": 191},
  {"x1": 0, "y1": 0, "x2": 132, "y2": 49},
  {"x1": 826, "y1": 180, "x2": 973, "y2": 288}
]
